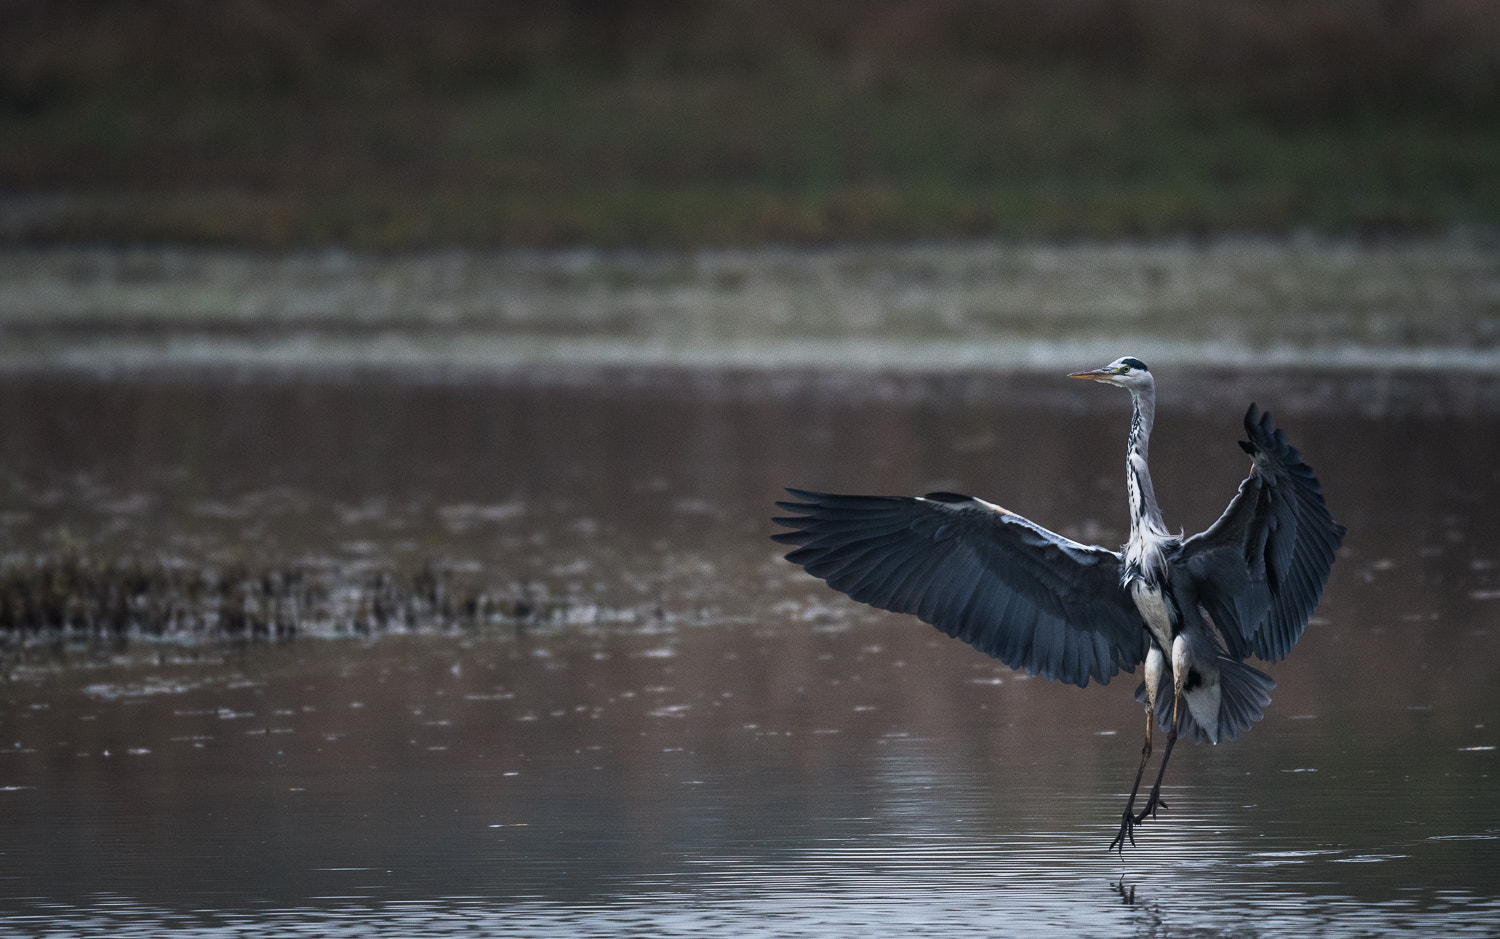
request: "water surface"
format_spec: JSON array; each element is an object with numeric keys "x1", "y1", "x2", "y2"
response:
[{"x1": 1, "y1": 368, "x2": 1498, "y2": 937}]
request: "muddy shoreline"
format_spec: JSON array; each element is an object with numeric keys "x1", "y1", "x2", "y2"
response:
[{"x1": 2, "y1": 239, "x2": 1497, "y2": 375}]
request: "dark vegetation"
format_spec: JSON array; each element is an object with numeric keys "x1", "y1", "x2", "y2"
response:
[
  {"x1": 0, "y1": 552, "x2": 560, "y2": 639},
  {"x1": 3, "y1": 0, "x2": 1500, "y2": 245}
]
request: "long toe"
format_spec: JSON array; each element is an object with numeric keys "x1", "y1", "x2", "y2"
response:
[
  {"x1": 1108, "y1": 811, "x2": 1136, "y2": 854},
  {"x1": 1134, "y1": 792, "x2": 1169, "y2": 824}
]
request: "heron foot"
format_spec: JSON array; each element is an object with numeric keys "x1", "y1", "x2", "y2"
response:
[
  {"x1": 1108, "y1": 809, "x2": 1137, "y2": 854},
  {"x1": 1133, "y1": 788, "x2": 1169, "y2": 824}
]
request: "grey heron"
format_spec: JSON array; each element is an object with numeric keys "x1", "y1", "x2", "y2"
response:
[{"x1": 772, "y1": 357, "x2": 1344, "y2": 851}]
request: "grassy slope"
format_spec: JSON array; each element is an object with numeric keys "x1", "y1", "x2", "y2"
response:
[{"x1": 4, "y1": 1, "x2": 1500, "y2": 247}]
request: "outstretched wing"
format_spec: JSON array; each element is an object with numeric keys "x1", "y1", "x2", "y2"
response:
[
  {"x1": 1181, "y1": 405, "x2": 1346, "y2": 662},
  {"x1": 772, "y1": 489, "x2": 1146, "y2": 687}
]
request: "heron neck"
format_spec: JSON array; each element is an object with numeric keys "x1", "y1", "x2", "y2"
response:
[{"x1": 1126, "y1": 384, "x2": 1169, "y2": 539}]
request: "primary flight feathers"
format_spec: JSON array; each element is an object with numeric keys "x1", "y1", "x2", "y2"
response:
[{"x1": 773, "y1": 406, "x2": 1343, "y2": 697}]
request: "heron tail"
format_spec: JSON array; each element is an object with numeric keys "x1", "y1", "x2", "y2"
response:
[
  {"x1": 1214, "y1": 656, "x2": 1275, "y2": 742},
  {"x1": 1135, "y1": 656, "x2": 1275, "y2": 744}
]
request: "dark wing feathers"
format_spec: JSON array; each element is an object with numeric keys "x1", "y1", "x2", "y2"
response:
[
  {"x1": 1182, "y1": 404, "x2": 1345, "y2": 663},
  {"x1": 772, "y1": 489, "x2": 1146, "y2": 687}
]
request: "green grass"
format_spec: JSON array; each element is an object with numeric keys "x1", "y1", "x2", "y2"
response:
[{"x1": 5, "y1": 3, "x2": 1500, "y2": 246}]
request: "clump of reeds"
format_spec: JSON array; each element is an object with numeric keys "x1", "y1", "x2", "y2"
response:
[{"x1": 0, "y1": 552, "x2": 564, "y2": 640}]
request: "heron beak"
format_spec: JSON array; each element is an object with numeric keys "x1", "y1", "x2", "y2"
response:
[{"x1": 1067, "y1": 367, "x2": 1114, "y2": 381}]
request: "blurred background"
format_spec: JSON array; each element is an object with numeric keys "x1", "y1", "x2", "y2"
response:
[
  {"x1": 2, "y1": 7, "x2": 1500, "y2": 937},
  {"x1": 4, "y1": 0, "x2": 1500, "y2": 247}
]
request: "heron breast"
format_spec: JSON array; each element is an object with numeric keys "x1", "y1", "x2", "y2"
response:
[{"x1": 1129, "y1": 580, "x2": 1176, "y2": 651}]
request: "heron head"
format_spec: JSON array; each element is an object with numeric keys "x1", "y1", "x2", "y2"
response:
[{"x1": 1067, "y1": 357, "x2": 1152, "y2": 390}]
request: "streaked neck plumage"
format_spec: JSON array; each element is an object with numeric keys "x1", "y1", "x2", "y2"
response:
[{"x1": 1124, "y1": 377, "x2": 1172, "y2": 579}]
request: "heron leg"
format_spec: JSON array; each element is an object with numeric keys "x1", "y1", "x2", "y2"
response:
[
  {"x1": 1107, "y1": 706, "x2": 1156, "y2": 854},
  {"x1": 1133, "y1": 700, "x2": 1181, "y2": 824}
]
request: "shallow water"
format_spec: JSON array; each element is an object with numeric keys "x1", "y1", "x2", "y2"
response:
[
  {"x1": 1, "y1": 368, "x2": 1498, "y2": 937},
  {"x1": 4, "y1": 240, "x2": 1500, "y2": 373}
]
